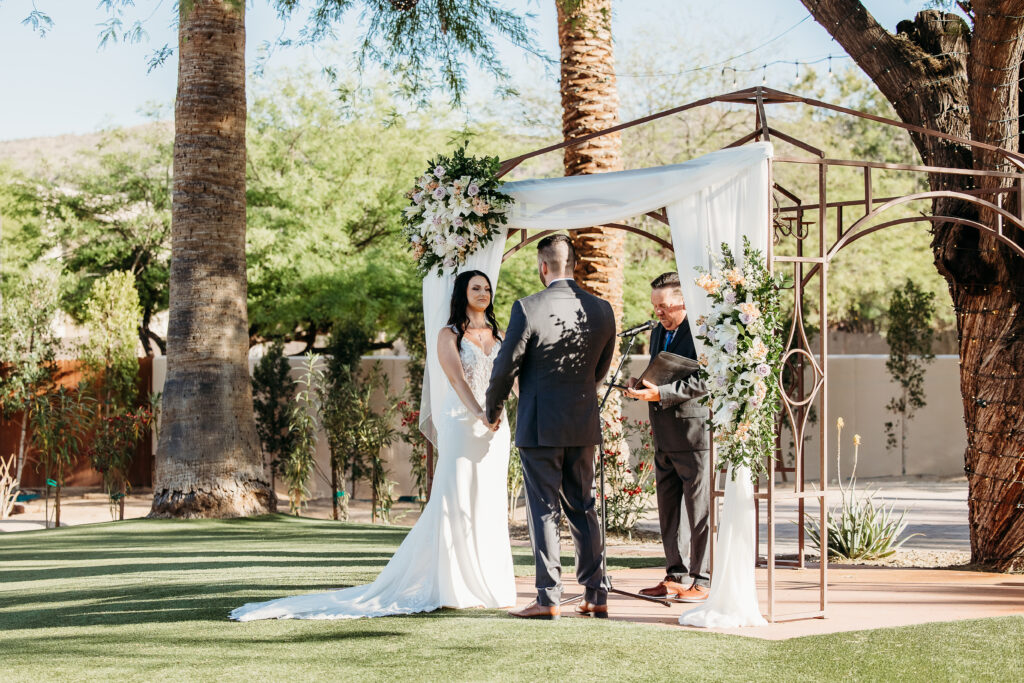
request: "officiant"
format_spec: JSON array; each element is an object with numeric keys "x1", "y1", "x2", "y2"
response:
[{"x1": 625, "y1": 272, "x2": 711, "y2": 602}]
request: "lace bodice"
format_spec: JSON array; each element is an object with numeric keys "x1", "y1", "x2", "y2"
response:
[{"x1": 450, "y1": 326, "x2": 501, "y2": 405}]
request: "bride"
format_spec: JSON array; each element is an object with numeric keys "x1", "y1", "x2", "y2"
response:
[{"x1": 230, "y1": 270, "x2": 517, "y2": 621}]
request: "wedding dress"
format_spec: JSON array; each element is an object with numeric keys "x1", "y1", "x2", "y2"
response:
[{"x1": 230, "y1": 336, "x2": 516, "y2": 621}]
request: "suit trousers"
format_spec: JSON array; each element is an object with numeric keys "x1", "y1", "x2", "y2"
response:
[
  {"x1": 518, "y1": 445, "x2": 608, "y2": 606},
  {"x1": 654, "y1": 448, "x2": 711, "y2": 586}
]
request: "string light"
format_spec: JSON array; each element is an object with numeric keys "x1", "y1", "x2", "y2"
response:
[
  {"x1": 964, "y1": 466, "x2": 1024, "y2": 486},
  {"x1": 969, "y1": 497, "x2": 1024, "y2": 508}
]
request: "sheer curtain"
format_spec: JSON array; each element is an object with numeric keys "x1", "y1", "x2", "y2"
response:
[{"x1": 417, "y1": 142, "x2": 772, "y2": 628}]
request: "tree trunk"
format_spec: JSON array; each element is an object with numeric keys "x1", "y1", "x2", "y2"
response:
[
  {"x1": 119, "y1": 481, "x2": 126, "y2": 521},
  {"x1": 556, "y1": 0, "x2": 626, "y2": 325},
  {"x1": 331, "y1": 461, "x2": 339, "y2": 521},
  {"x1": 150, "y1": 0, "x2": 275, "y2": 518},
  {"x1": 804, "y1": 2, "x2": 1024, "y2": 570},
  {"x1": 556, "y1": 0, "x2": 628, "y2": 463},
  {"x1": 15, "y1": 411, "x2": 28, "y2": 489}
]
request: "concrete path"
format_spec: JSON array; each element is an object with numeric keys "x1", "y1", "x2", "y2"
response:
[{"x1": 636, "y1": 476, "x2": 970, "y2": 554}]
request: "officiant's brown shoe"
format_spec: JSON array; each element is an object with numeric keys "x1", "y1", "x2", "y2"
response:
[
  {"x1": 509, "y1": 601, "x2": 560, "y2": 620},
  {"x1": 575, "y1": 601, "x2": 608, "y2": 618},
  {"x1": 672, "y1": 583, "x2": 709, "y2": 603},
  {"x1": 639, "y1": 582, "x2": 668, "y2": 597}
]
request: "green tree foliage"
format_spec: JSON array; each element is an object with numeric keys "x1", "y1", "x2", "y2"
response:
[
  {"x1": 30, "y1": 386, "x2": 94, "y2": 528},
  {"x1": 80, "y1": 271, "x2": 142, "y2": 411},
  {"x1": 39, "y1": 126, "x2": 173, "y2": 355},
  {"x1": 284, "y1": 353, "x2": 323, "y2": 515},
  {"x1": 318, "y1": 327, "x2": 373, "y2": 521},
  {"x1": 0, "y1": 264, "x2": 61, "y2": 488},
  {"x1": 251, "y1": 341, "x2": 298, "y2": 487},
  {"x1": 79, "y1": 270, "x2": 145, "y2": 519},
  {"x1": 318, "y1": 328, "x2": 398, "y2": 523},
  {"x1": 268, "y1": 1, "x2": 534, "y2": 105},
  {"x1": 884, "y1": 279, "x2": 936, "y2": 474},
  {"x1": 244, "y1": 74, "x2": 451, "y2": 349}
]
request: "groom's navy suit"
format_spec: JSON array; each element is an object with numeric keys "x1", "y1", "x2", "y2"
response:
[{"x1": 486, "y1": 278, "x2": 616, "y2": 607}]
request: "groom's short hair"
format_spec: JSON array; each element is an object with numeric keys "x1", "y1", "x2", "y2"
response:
[
  {"x1": 651, "y1": 271, "x2": 682, "y2": 295},
  {"x1": 537, "y1": 233, "x2": 576, "y2": 272}
]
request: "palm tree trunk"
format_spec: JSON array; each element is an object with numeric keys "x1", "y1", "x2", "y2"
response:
[
  {"x1": 556, "y1": 0, "x2": 625, "y2": 324},
  {"x1": 556, "y1": 0, "x2": 627, "y2": 458},
  {"x1": 150, "y1": 0, "x2": 275, "y2": 518}
]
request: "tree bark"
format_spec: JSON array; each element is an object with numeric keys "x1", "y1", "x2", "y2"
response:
[
  {"x1": 556, "y1": 0, "x2": 626, "y2": 324},
  {"x1": 15, "y1": 411, "x2": 28, "y2": 489},
  {"x1": 331, "y1": 462, "x2": 339, "y2": 521},
  {"x1": 556, "y1": 0, "x2": 629, "y2": 463},
  {"x1": 150, "y1": 0, "x2": 275, "y2": 518},
  {"x1": 803, "y1": 1, "x2": 1024, "y2": 570}
]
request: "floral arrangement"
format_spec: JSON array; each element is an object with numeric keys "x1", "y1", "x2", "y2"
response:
[
  {"x1": 403, "y1": 144, "x2": 512, "y2": 276},
  {"x1": 693, "y1": 237, "x2": 786, "y2": 480},
  {"x1": 600, "y1": 416, "x2": 656, "y2": 537}
]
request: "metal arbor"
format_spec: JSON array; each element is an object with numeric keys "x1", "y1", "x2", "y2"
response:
[{"x1": 495, "y1": 86, "x2": 1024, "y2": 623}]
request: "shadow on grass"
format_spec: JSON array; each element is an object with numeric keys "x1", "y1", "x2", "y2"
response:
[{"x1": 0, "y1": 514, "x2": 661, "y2": 635}]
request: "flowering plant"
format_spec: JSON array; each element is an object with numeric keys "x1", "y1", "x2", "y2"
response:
[
  {"x1": 600, "y1": 416, "x2": 657, "y2": 537},
  {"x1": 693, "y1": 237, "x2": 786, "y2": 480},
  {"x1": 403, "y1": 144, "x2": 512, "y2": 276}
]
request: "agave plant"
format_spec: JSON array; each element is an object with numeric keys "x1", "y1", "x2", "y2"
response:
[
  {"x1": 806, "y1": 423, "x2": 920, "y2": 560},
  {"x1": 806, "y1": 489, "x2": 919, "y2": 560}
]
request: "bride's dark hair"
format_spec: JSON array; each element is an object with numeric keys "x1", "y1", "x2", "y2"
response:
[{"x1": 447, "y1": 270, "x2": 501, "y2": 351}]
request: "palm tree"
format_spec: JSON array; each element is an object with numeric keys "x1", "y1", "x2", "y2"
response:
[
  {"x1": 556, "y1": 0, "x2": 625, "y2": 325},
  {"x1": 151, "y1": 1, "x2": 272, "y2": 517},
  {"x1": 556, "y1": 0, "x2": 626, "y2": 445},
  {"x1": 152, "y1": 0, "x2": 534, "y2": 517}
]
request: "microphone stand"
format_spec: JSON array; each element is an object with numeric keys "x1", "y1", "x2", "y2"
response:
[{"x1": 560, "y1": 325, "x2": 672, "y2": 608}]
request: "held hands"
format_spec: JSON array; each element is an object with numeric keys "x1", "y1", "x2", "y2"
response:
[
  {"x1": 624, "y1": 379, "x2": 661, "y2": 403},
  {"x1": 477, "y1": 410, "x2": 502, "y2": 432}
]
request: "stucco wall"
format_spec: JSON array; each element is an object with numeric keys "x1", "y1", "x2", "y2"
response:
[{"x1": 150, "y1": 352, "x2": 966, "y2": 498}]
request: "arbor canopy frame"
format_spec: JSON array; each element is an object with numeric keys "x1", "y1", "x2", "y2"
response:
[{"x1": 492, "y1": 85, "x2": 1024, "y2": 624}]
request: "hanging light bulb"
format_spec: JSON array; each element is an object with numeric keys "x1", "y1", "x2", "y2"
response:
[
  {"x1": 828, "y1": 56, "x2": 835, "y2": 80},
  {"x1": 793, "y1": 61, "x2": 800, "y2": 82},
  {"x1": 762, "y1": 65, "x2": 767, "y2": 84}
]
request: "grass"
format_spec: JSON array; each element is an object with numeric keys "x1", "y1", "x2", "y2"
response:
[{"x1": 0, "y1": 514, "x2": 1021, "y2": 682}]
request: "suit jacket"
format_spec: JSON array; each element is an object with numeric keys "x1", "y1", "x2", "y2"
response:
[
  {"x1": 486, "y1": 279, "x2": 616, "y2": 448},
  {"x1": 648, "y1": 320, "x2": 710, "y2": 453}
]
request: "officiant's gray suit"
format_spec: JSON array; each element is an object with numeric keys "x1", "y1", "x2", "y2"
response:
[
  {"x1": 486, "y1": 278, "x2": 616, "y2": 607},
  {"x1": 648, "y1": 320, "x2": 711, "y2": 587}
]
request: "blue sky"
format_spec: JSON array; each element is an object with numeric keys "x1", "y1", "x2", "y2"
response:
[{"x1": 0, "y1": 1, "x2": 929, "y2": 141}]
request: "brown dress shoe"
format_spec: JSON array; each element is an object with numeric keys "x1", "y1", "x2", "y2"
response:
[
  {"x1": 638, "y1": 582, "x2": 668, "y2": 597},
  {"x1": 508, "y1": 601, "x2": 560, "y2": 620},
  {"x1": 663, "y1": 580, "x2": 691, "y2": 598},
  {"x1": 675, "y1": 583, "x2": 709, "y2": 603},
  {"x1": 575, "y1": 600, "x2": 609, "y2": 618}
]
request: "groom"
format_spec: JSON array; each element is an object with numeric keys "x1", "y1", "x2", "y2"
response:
[{"x1": 486, "y1": 234, "x2": 616, "y2": 620}]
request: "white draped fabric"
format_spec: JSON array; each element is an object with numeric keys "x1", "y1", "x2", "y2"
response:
[
  {"x1": 418, "y1": 141, "x2": 773, "y2": 627},
  {"x1": 678, "y1": 465, "x2": 768, "y2": 628}
]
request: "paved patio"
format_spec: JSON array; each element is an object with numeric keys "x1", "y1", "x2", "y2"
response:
[{"x1": 515, "y1": 564, "x2": 1024, "y2": 640}]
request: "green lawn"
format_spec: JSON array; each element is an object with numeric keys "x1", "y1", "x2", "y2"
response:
[{"x1": 0, "y1": 515, "x2": 1020, "y2": 682}]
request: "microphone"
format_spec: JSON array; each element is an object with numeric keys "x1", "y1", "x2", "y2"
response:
[{"x1": 617, "y1": 320, "x2": 655, "y2": 337}]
